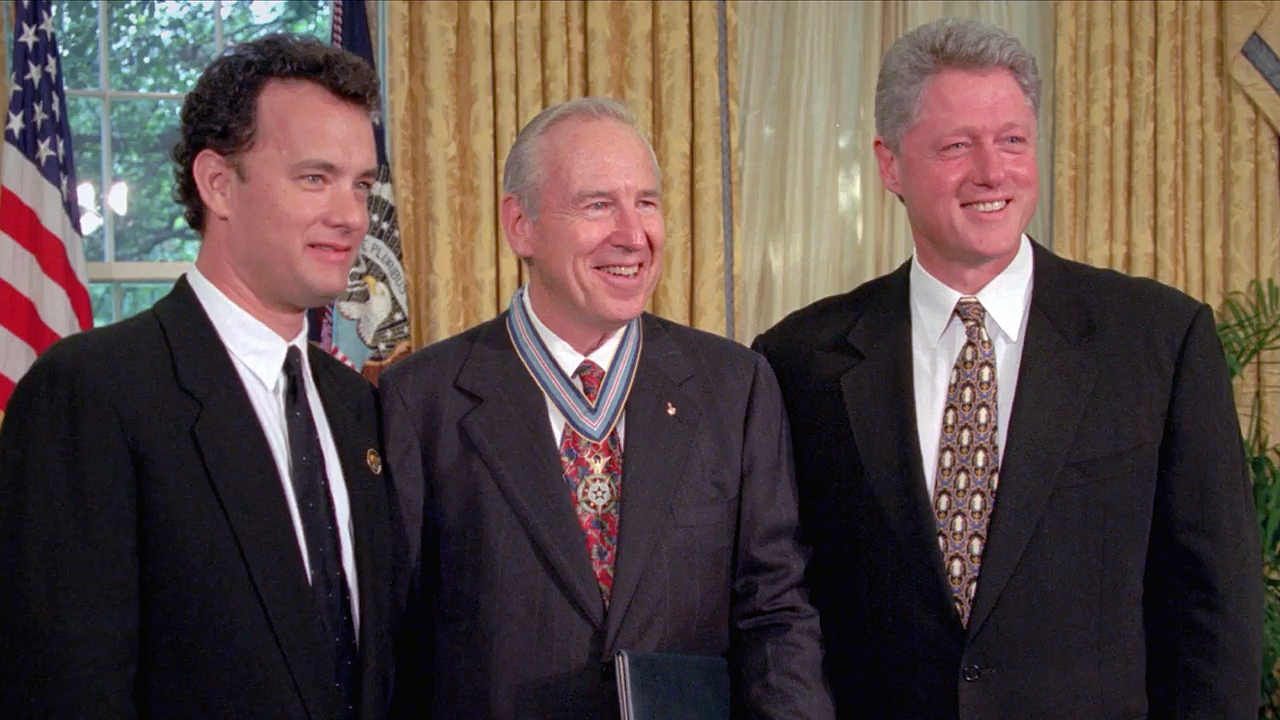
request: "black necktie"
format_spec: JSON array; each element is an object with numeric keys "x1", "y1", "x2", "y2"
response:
[{"x1": 283, "y1": 346, "x2": 358, "y2": 716}]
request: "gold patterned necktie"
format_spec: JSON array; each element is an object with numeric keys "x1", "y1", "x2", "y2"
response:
[{"x1": 932, "y1": 296, "x2": 1000, "y2": 626}]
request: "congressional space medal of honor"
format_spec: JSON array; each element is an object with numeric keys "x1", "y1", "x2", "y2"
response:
[
  {"x1": 577, "y1": 452, "x2": 618, "y2": 515},
  {"x1": 505, "y1": 285, "x2": 641, "y2": 444}
]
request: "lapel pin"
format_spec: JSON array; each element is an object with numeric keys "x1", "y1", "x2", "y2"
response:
[
  {"x1": 666, "y1": 402, "x2": 677, "y2": 417},
  {"x1": 366, "y1": 448, "x2": 383, "y2": 475}
]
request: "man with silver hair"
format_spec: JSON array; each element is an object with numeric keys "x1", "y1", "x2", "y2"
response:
[
  {"x1": 755, "y1": 16, "x2": 1261, "y2": 719},
  {"x1": 384, "y1": 97, "x2": 834, "y2": 719}
]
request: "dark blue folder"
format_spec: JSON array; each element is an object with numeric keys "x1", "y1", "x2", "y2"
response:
[{"x1": 614, "y1": 650, "x2": 731, "y2": 720}]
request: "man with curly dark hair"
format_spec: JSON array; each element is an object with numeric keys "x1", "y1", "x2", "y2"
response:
[{"x1": 0, "y1": 33, "x2": 403, "y2": 720}]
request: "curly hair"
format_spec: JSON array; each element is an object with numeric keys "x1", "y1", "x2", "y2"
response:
[{"x1": 171, "y1": 33, "x2": 380, "y2": 232}]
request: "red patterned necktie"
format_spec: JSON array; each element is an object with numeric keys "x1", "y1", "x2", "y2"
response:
[
  {"x1": 558, "y1": 359, "x2": 622, "y2": 609},
  {"x1": 931, "y1": 297, "x2": 1000, "y2": 626}
]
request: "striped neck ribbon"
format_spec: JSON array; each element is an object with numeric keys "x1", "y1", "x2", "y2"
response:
[{"x1": 506, "y1": 286, "x2": 642, "y2": 444}]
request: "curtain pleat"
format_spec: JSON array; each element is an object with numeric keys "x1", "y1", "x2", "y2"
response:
[{"x1": 1053, "y1": 0, "x2": 1280, "y2": 456}]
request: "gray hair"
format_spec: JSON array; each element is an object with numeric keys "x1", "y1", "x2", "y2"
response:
[
  {"x1": 875, "y1": 17, "x2": 1041, "y2": 153},
  {"x1": 502, "y1": 96, "x2": 662, "y2": 220}
]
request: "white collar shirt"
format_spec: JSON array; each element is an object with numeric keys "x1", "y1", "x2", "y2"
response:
[
  {"x1": 910, "y1": 234, "x2": 1034, "y2": 496},
  {"x1": 186, "y1": 268, "x2": 360, "y2": 633}
]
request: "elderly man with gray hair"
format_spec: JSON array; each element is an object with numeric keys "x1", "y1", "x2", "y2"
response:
[
  {"x1": 754, "y1": 16, "x2": 1262, "y2": 720},
  {"x1": 383, "y1": 97, "x2": 834, "y2": 719}
]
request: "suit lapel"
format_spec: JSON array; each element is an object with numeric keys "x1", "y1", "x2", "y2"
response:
[
  {"x1": 966, "y1": 246, "x2": 1097, "y2": 638},
  {"x1": 456, "y1": 317, "x2": 606, "y2": 628},
  {"x1": 604, "y1": 316, "x2": 698, "y2": 649},
  {"x1": 309, "y1": 350, "x2": 391, "y2": 694},
  {"x1": 841, "y1": 264, "x2": 962, "y2": 628},
  {"x1": 154, "y1": 278, "x2": 337, "y2": 719}
]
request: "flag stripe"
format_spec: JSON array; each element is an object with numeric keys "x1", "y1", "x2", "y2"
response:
[
  {"x1": 2, "y1": 150, "x2": 87, "y2": 283},
  {"x1": 0, "y1": 232, "x2": 83, "y2": 338},
  {"x1": 0, "y1": 187, "x2": 91, "y2": 329},
  {"x1": 0, "y1": 320, "x2": 38, "y2": 410},
  {"x1": 0, "y1": 150, "x2": 89, "y2": 323},
  {"x1": 0, "y1": 276, "x2": 61, "y2": 354},
  {"x1": 1, "y1": 0, "x2": 87, "y2": 412}
]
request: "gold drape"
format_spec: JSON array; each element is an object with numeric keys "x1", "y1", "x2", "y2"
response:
[
  {"x1": 386, "y1": 0, "x2": 738, "y2": 347},
  {"x1": 1053, "y1": 0, "x2": 1280, "y2": 441}
]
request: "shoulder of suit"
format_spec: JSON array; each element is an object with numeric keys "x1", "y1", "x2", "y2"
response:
[
  {"x1": 10, "y1": 306, "x2": 167, "y2": 411},
  {"x1": 753, "y1": 271, "x2": 900, "y2": 360},
  {"x1": 309, "y1": 347, "x2": 374, "y2": 390},
  {"x1": 36, "y1": 305, "x2": 166, "y2": 374},
  {"x1": 379, "y1": 315, "x2": 500, "y2": 392},
  {"x1": 641, "y1": 313, "x2": 763, "y2": 372},
  {"x1": 1038, "y1": 250, "x2": 1206, "y2": 320}
]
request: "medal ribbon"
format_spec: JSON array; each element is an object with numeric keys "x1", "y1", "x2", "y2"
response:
[{"x1": 506, "y1": 286, "x2": 641, "y2": 444}]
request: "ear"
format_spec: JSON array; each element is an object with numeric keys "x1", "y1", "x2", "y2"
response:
[
  {"x1": 873, "y1": 137, "x2": 903, "y2": 198},
  {"x1": 192, "y1": 148, "x2": 236, "y2": 223},
  {"x1": 501, "y1": 192, "x2": 535, "y2": 259}
]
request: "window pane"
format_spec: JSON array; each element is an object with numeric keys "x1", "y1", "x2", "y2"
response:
[
  {"x1": 54, "y1": 0, "x2": 100, "y2": 91},
  {"x1": 120, "y1": 282, "x2": 174, "y2": 320},
  {"x1": 90, "y1": 282, "x2": 114, "y2": 327},
  {"x1": 110, "y1": 98, "x2": 197, "y2": 262},
  {"x1": 107, "y1": 1, "x2": 215, "y2": 93},
  {"x1": 221, "y1": 0, "x2": 332, "y2": 45},
  {"x1": 68, "y1": 96, "x2": 105, "y2": 261}
]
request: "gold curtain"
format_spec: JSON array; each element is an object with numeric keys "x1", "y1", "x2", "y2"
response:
[
  {"x1": 1053, "y1": 0, "x2": 1280, "y2": 442},
  {"x1": 385, "y1": 0, "x2": 738, "y2": 347}
]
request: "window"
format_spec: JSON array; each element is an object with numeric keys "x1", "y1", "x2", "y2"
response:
[{"x1": 52, "y1": 0, "x2": 332, "y2": 327}]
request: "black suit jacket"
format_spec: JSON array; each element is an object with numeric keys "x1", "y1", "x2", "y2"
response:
[
  {"x1": 753, "y1": 243, "x2": 1262, "y2": 719},
  {"x1": 0, "y1": 277, "x2": 402, "y2": 719},
  {"x1": 381, "y1": 312, "x2": 833, "y2": 719}
]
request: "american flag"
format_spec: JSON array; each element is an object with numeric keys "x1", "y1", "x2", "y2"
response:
[
  {"x1": 308, "y1": 0, "x2": 410, "y2": 385},
  {"x1": 0, "y1": 0, "x2": 89, "y2": 414}
]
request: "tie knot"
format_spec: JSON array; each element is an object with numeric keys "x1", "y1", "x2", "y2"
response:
[
  {"x1": 283, "y1": 345, "x2": 305, "y2": 382},
  {"x1": 954, "y1": 297, "x2": 986, "y2": 327},
  {"x1": 575, "y1": 360, "x2": 606, "y2": 403}
]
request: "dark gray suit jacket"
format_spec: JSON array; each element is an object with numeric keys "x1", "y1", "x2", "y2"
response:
[
  {"x1": 753, "y1": 243, "x2": 1263, "y2": 719},
  {"x1": 0, "y1": 277, "x2": 402, "y2": 719},
  {"x1": 382, "y1": 312, "x2": 833, "y2": 719}
]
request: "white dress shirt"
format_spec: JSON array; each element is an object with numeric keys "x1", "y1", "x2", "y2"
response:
[
  {"x1": 187, "y1": 269, "x2": 360, "y2": 632},
  {"x1": 911, "y1": 235, "x2": 1034, "y2": 496},
  {"x1": 521, "y1": 290, "x2": 628, "y2": 449}
]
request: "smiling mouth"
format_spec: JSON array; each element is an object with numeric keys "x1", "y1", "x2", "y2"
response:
[
  {"x1": 963, "y1": 200, "x2": 1009, "y2": 212},
  {"x1": 308, "y1": 242, "x2": 354, "y2": 255},
  {"x1": 598, "y1": 264, "x2": 641, "y2": 277}
]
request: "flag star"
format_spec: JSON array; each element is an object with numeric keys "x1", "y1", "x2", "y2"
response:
[
  {"x1": 31, "y1": 101, "x2": 48, "y2": 128},
  {"x1": 50, "y1": 93, "x2": 60, "y2": 122},
  {"x1": 61, "y1": 175, "x2": 70, "y2": 202},
  {"x1": 44, "y1": 54, "x2": 58, "y2": 84},
  {"x1": 39, "y1": 9, "x2": 55, "y2": 36},
  {"x1": 25, "y1": 60, "x2": 43, "y2": 87},
  {"x1": 56, "y1": 135, "x2": 64, "y2": 162},
  {"x1": 6, "y1": 110, "x2": 25, "y2": 138},
  {"x1": 34, "y1": 137, "x2": 54, "y2": 165},
  {"x1": 9, "y1": 75, "x2": 19, "y2": 102},
  {"x1": 17, "y1": 22, "x2": 38, "y2": 52}
]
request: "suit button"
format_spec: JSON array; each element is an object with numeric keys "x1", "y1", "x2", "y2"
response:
[{"x1": 961, "y1": 665, "x2": 982, "y2": 682}]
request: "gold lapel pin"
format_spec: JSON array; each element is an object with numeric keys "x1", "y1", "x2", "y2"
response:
[
  {"x1": 366, "y1": 448, "x2": 383, "y2": 475},
  {"x1": 666, "y1": 402, "x2": 677, "y2": 417}
]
